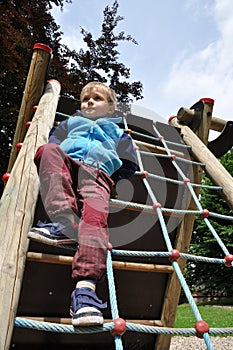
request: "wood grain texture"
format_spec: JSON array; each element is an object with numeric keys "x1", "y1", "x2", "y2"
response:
[
  {"x1": 0, "y1": 80, "x2": 60, "y2": 350},
  {"x1": 7, "y1": 46, "x2": 52, "y2": 172}
]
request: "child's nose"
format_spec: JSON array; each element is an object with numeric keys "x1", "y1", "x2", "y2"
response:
[{"x1": 88, "y1": 98, "x2": 94, "y2": 105}]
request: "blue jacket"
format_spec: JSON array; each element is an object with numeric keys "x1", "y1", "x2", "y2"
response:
[{"x1": 49, "y1": 112, "x2": 138, "y2": 183}]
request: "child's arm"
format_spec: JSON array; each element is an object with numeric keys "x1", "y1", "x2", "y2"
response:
[
  {"x1": 111, "y1": 133, "x2": 139, "y2": 184},
  {"x1": 48, "y1": 120, "x2": 68, "y2": 144}
]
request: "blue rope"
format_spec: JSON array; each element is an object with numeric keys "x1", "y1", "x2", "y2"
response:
[
  {"x1": 14, "y1": 318, "x2": 113, "y2": 334},
  {"x1": 134, "y1": 124, "x2": 211, "y2": 347},
  {"x1": 172, "y1": 261, "x2": 214, "y2": 349},
  {"x1": 56, "y1": 111, "x2": 71, "y2": 119},
  {"x1": 139, "y1": 150, "x2": 206, "y2": 168},
  {"x1": 106, "y1": 250, "x2": 119, "y2": 320},
  {"x1": 106, "y1": 250, "x2": 124, "y2": 350},
  {"x1": 204, "y1": 218, "x2": 231, "y2": 257},
  {"x1": 110, "y1": 198, "x2": 233, "y2": 222},
  {"x1": 112, "y1": 249, "x2": 226, "y2": 265},
  {"x1": 130, "y1": 129, "x2": 192, "y2": 149},
  {"x1": 135, "y1": 170, "x2": 222, "y2": 190},
  {"x1": 14, "y1": 318, "x2": 233, "y2": 336}
]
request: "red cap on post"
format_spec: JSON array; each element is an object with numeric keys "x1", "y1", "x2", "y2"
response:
[
  {"x1": 200, "y1": 98, "x2": 215, "y2": 105},
  {"x1": 33, "y1": 43, "x2": 52, "y2": 55}
]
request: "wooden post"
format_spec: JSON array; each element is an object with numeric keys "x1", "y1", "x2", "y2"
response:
[
  {"x1": 7, "y1": 43, "x2": 52, "y2": 172},
  {"x1": 0, "y1": 80, "x2": 61, "y2": 350},
  {"x1": 173, "y1": 121, "x2": 233, "y2": 211},
  {"x1": 155, "y1": 99, "x2": 214, "y2": 349}
]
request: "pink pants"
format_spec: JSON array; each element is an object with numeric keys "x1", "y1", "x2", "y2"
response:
[{"x1": 34, "y1": 143, "x2": 114, "y2": 281}]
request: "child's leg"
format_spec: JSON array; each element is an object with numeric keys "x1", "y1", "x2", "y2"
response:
[
  {"x1": 28, "y1": 143, "x2": 80, "y2": 245},
  {"x1": 34, "y1": 143, "x2": 79, "y2": 221},
  {"x1": 70, "y1": 164, "x2": 113, "y2": 326},
  {"x1": 72, "y1": 163, "x2": 113, "y2": 281}
]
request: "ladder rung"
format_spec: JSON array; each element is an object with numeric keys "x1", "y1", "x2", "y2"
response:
[
  {"x1": 27, "y1": 252, "x2": 173, "y2": 273},
  {"x1": 135, "y1": 140, "x2": 186, "y2": 158},
  {"x1": 17, "y1": 316, "x2": 164, "y2": 327}
]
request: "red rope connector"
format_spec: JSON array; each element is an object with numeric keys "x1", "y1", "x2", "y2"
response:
[
  {"x1": 169, "y1": 249, "x2": 180, "y2": 262},
  {"x1": 170, "y1": 155, "x2": 176, "y2": 162},
  {"x1": 33, "y1": 105, "x2": 38, "y2": 112},
  {"x1": 158, "y1": 135, "x2": 164, "y2": 144},
  {"x1": 224, "y1": 254, "x2": 233, "y2": 267},
  {"x1": 153, "y1": 202, "x2": 162, "y2": 211},
  {"x1": 195, "y1": 320, "x2": 210, "y2": 338},
  {"x1": 125, "y1": 129, "x2": 132, "y2": 135},
  {"x1": 168, "y1": 115, "x2": 176, "y2": 124},
  {"x1": 33, "y1": 43, "x2": 52, "y2": 54},
  {"x1": 26, "y1": 121, "x2": 32, "y2": 129},
  {"x1": 2, "y1": 172, "x2": 10, "y2": 184},
  {"x1": 200, "y1": 98, "x2": 215, "y2": 105},
  {"x1": 183, "y1": 178, "x2": 190, "y2": 186},
  {"x1": 108, "y1": 242, "x2": 113, "y2": 251},
  {"x1": 141, "y1": 171, "x2": 149, "y2": 179},
  {"x1": 200, "y1": 209, "x2": 209, "y2": 219},
  {"x1": 111, "y1": 318, "x2": 126, "y2": 336},
  {"x1": 16, "y1": 143, "x2": 23, "y2": 151}
]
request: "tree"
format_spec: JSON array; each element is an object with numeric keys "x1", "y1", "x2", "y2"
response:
[
  {"x1": 185, "y1": 149, "x2": 233, "y2": 297},
  {"x1": 67, "y1": 0, "x2": 143, "y2": 106},
  {"x1": 0, "y1": 0, "x2": 143, "y2": 196},
  {"x1": 0, "y1": 0, "x2": 72, "y2": 195}
]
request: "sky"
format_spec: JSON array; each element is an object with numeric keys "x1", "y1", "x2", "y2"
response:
[{"x1": 52, "y1": 0, "x2": 233, "y2": 128}]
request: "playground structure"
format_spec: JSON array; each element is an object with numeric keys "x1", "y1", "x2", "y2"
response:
[{"x1": 0, "y1": 43, "x2": 233, "y2": 350}]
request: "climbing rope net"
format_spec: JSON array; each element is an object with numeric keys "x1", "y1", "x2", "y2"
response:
[{"x1": 15, "y1": 114, "x2": 233, "y2": 350}]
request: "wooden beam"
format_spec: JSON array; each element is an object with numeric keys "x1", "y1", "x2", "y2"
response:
[
  {"x1": 135, "y1": 140, "x2": 186, "y2": 158},
  {"x1": 177, "y1": 105, "x2": 227, "y2": 132},
  {"x1": 171, "y1": 118, "x2": 233, "y2": 211},
  {"x1": 211, "y1": 117, "x2": 226, "y2": 132},
  {"x1": 0, "y1": 80, "x2": 61, "y2": 350},
  {"x1": 26, "y1": 252, "x2": 174, "y2": 274},
  {"x1": 7, "y1": 43, "x2": 52, "y2": 172}
]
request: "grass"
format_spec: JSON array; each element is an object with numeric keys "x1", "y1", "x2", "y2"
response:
[{"x1": 174, "y1": 301, "x2": 233, "y2": 328}]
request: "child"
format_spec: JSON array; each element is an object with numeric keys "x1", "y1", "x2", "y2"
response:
[{"x1": 29, "y1": 82, "x2": 138, "y2": 326}]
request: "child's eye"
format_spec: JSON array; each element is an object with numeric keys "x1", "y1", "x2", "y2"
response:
[{"x1": 93, "y1": 95, "x2": 103, "y2": 101}]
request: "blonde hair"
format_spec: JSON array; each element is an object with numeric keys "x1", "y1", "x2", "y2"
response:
[{"x1": 80, "y1": 82, "x2": 117, "y2": 105}]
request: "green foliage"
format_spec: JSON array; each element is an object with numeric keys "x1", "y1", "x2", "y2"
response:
[
  {"x1": 0, "y1": 0, "x2": 143, "y2": 196},
  {"x1": 185, "y1": 149, "x2": 233, "y2": 296}
]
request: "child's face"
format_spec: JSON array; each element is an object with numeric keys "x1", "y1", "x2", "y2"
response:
[{"x1": 81, "y1": 89, "x2": 115, "y2": 119}]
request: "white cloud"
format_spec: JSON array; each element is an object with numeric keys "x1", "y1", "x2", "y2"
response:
[
  {"x1": 61, "y1": 28, "x2": 86, "y2": 51},
  {"x1": 51, "y1": 5, "x2": 86, "y2": 51},
  {"x1": 162, "y1": 0, "x2": 233, "y2": 120}
]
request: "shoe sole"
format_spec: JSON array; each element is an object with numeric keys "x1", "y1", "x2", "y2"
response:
[
  {"x1": 28, "y1": 230, "x2": 77, "y2": 246},
  {"x1": 72, "y1": 315, "x2": 104, "y2": 327}
]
